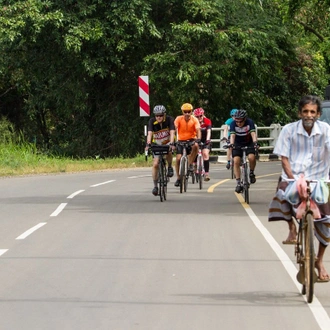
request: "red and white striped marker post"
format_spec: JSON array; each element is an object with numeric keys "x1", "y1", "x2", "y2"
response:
[{"x1": 138, "y1": 75, "x2": 150, "y2": 117}]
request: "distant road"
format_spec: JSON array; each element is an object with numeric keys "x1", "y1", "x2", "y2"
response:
[{"x1": 0, "y1": 161, "x2": 329, "y2": 330}]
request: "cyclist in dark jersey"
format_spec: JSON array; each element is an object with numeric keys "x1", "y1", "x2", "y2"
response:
[
  {"x1": 229, "y1": 109, "x2": 259, "y2": 193},
  {"x1": 146, "y1": 105, "x2": 175, "y2": 196},
  {"x1": 193, "y1": 108, "x2": 212, "y2": 181}
]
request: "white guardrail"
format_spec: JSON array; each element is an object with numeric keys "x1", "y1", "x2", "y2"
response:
[{"x1": 211, "y1": 123, "x2": 283, "y2": 153}]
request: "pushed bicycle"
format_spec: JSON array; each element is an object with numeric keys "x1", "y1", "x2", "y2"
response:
[{"x1": 287, "y1": 178, "x2": 330, "y2": 303}]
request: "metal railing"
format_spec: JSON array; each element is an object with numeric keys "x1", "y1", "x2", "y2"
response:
[{"x1": 211, "y1": 123, "x2": 282, "y2": 153}]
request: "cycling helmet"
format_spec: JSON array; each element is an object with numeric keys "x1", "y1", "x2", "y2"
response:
[
  {"x1": 234, "y1": 109, "x2": 247, "y2": 119},
  {"x1": 153, "y1": 105, "x2": 166, "y2": 115},
  {"x1": 181, "y1": 103, "x2": 193, "y2": 111},
  {"x1": 193, "y1": 108, "x2": 204, "y2": 117},
  {"x1": 230, "y1": 108, "x2": 238, "y2": 116}
]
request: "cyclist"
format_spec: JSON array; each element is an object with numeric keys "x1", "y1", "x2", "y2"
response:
[
  {"x1": 269, "y1": 95, "x2": 330, "y2": 281},
  {"x1": 146, "y1": 105, "x2": 175, "y2": 196},
  {"x1": 223, "y1": 109, "x2": 238, "y2": 169},
  {"x1": 193, "y1": 107, "x2": 212, "y2": 181},
  {"x1": 229, "y1": 109, "x2": 258, "y2": 193},
  {"x1": 174, "y1": 103, "x2": 201, "y2": 187}
]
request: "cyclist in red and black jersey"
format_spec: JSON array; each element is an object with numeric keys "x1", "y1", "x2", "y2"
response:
[
  {"x1": 193, "y1": 108, "x2": 212, "y2": 181},
  {"x1": 146, "y1": 105, "x2": 175, "y2": 196}
]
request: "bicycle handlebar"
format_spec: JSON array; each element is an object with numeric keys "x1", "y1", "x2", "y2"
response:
[{"x1": 223, "y1": 144, "x2": 255, "y2": 150}]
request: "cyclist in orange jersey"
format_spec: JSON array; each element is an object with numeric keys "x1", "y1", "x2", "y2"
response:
[{"x1": 173, "y1": 103, "x2": 201, "y2": 187}]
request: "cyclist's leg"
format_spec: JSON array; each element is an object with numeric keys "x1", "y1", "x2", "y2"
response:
[
  {"x1": 166, "y1": 151, "x2": 174, "y2": 177},
  {"x1": 188, "y1": 142, "x2": 198, "y2": 166},
  {"x1": 152, "y1": 156, "x2": 160, "y2": 195},
  {"x1": 232, "y1": 149, "x2": 242, "y2": 192},
  {"x1": 202, "y1": 146, "x2": 210, "y2": 181},
  {"x1": 175, "y1": 147, "x2": 182, "y2": 186},
  {"x1": 247, "y1": 148, "x2": 257, "y2": 183},
  {"x1": 226, "y1": 143, "x2": 231, "y2": 169}
]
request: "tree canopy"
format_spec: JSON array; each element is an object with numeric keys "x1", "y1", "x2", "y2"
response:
[{"x1": 0, "y1": 0, "x2": 328, "y2": 157}]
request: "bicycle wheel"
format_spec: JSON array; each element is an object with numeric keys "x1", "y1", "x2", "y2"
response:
[
  {"x1": 245, "y1": 163, "x2": 250, "y2": 204},
  {"x1": 163, "y1": 161, "x2": 167, "y2": 201},
  {"x1": 179, "y1": 156, "x2": 186, "y2": 194},
  {"x1": 303, "y1": 212, "x2": 315, "y2": 303},
  {"x1": 184, "y1": 171, "x2": 188, "y2": 192},
  {"x1": 158, "y1": 159, "x2": 164, "y2": 202},
  {"x1": 198, "y1": 157, "x2": 203, "y2": 190},
  {"x1": 295, "y1": 219, "x2": 305, "y2": 287}
]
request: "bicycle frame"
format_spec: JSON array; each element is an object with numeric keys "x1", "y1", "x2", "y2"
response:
[{"x1": 177, "y1": 141, "x2": 194, "y2": 193}]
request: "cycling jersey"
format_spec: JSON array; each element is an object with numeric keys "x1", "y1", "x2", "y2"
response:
[
  {"x1": 224, "y1": 117, "x2": 234, "y2": 138},
  {"x1": 174, "y1": 115, "x2": 200, "y2": 140},
  {"x1": 147, "y1": 115, "x2": 175, "y2": 145},
  {"x1": 199, "y1": 117, "x2": 212, "y2": 142},
  {"x1": 229, "y1": 118, "x2": 256, "y2": 146}
]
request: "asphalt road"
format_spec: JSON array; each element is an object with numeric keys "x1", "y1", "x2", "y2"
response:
[{"x1": 0, "y1": 161, "x2": 330, "y2": 330}]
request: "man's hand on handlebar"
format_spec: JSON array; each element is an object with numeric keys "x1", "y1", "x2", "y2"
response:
[{"x1": 254, "y1": 142, "x2": 260, "y2": 149}]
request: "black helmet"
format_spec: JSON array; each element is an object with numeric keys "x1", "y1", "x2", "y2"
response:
[
  {"x1": 153, "y1": 105, "x2": 166, "y2": 115},
  {"x1": 235, "y1": 109, "x2": 247, "y2": 119}
]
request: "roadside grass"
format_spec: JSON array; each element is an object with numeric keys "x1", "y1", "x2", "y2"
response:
[{"x1": 0, "y1": 143, "x2": 150, "y2": 177}]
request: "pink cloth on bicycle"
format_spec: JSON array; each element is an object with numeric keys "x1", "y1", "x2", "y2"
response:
[{"x1": 295, "y1": 174, "x2": 321, "y2": 219}]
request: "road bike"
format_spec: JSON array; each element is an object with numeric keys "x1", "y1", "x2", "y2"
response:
[
  {"x1": 149, "y1": 144, "x2": 171, "y2": 202},
  {"x1": 288, "y1": 178, "x2": 330, "y2": 303},
  {"x1": 195, "y1": 142, "x2": 205, "y2": 190},
  {"x1": 176, "y1": 140, "x2": 195, "y2": 194},
  {"x1": 224, "y1": 145, "x2": 253, "y2": 203}
]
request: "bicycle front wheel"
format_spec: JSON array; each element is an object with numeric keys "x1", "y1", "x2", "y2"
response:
[
  {"x1": 158, "y1": 160, "x2": 164, "y2": 202},
  {"x1": 303, "y1": 213, "x2": 316, "y2": 303},
  {"x1": 179, "y1": 157, "x2": 187, "y2": 194},
  {"x1": 241, "y1": 164, "x2": 249, "y2": 204},
  {"x1": 184, "y1": 172, "x2": 188, "y2": 192},
  {"x1": 198, "y1": 157, "x2": 203, "y2": 190}
]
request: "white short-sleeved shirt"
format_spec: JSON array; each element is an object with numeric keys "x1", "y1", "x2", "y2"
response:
[{"x1": 274, "y1": 120, "x2": 330, "y2": 180}]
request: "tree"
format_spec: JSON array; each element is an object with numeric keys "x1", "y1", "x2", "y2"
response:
[{"x1": 0, "y1": 0, "x2": 328, "y2": 157}]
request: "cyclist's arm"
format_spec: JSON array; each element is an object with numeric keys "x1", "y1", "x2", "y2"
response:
[
  {"x1": 206, "y1": 128, "x2": 211, "y2": 141},
  {"x1": 196, "y1": 127, "x2": 201, "y2": 140},
  {"x1": 146, "y1": 131, "x2": 153, "y2": 145},
  {"x1": 251, "y1": 131, "x2": 257, "y2": 143},
  {"x1": 281, "y1": 156, "x2": 294, "y2": 179},
  {"x1": 223, "y1": 125, "x2": 229, "y2": 139},
  {"x1": 230, "y1": 132, "x2": 235, "y2": 145},
  {"x1": 170, "y1": 129, "x2": 175, "y2": 144}
]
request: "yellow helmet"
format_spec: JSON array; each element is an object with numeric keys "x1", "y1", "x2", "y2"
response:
[{"x1": 181, "y1": 103, "x2": 193, "y2": 112}]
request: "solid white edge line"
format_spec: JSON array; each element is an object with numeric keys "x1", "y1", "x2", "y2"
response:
[
  {"x1": 238, "y1": 194, "x2": 330, "y2": 330},
  {"x1": 0, "y1": 249, "x2": 8, "y2": 256},
  {"x1": 16, "y1": 222, "x2": 47, "y2": 240},
  {"x1": 90, "y1": 180, "x2": 115, "y2": 187},
  {"x1": 67, "y1": 190, "x2": 85, "y2": 199},
  {"x1": 50, "y1": 203, "x2": 67, "y2": 217}
]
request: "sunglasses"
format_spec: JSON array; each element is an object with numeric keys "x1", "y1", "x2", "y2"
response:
[
  {"x1": 235, "y1": 119, "x2": 244, "y2": 123},
  {"x1": 196, "y1": 115, "x2": 203, "y2": 118},
  {"x1": 183, "y1": 111, "x2": 192, "y2": 114},
  {"x1": 155, "y1": 114, "x2": 164, "y2": 117}
]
